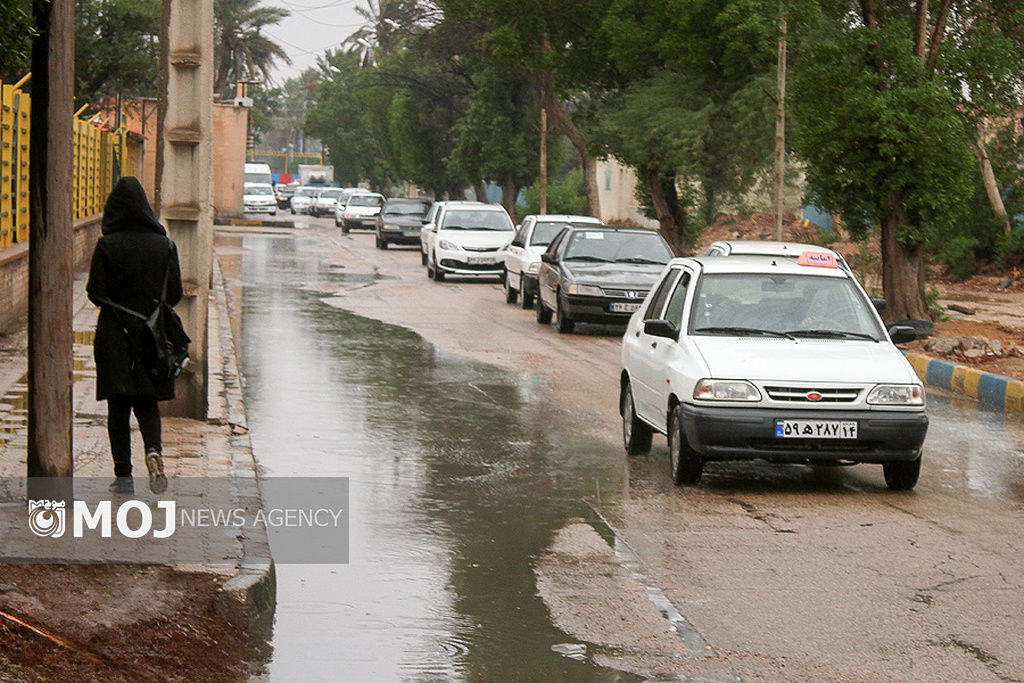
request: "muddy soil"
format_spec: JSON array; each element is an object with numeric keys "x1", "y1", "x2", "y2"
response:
[{"x1": 0, "y1": 564, "x2": 254, "y2": 683}]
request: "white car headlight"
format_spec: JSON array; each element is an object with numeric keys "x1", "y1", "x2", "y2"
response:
[
  {"x1": 867, "y1": 384, "x2": 924, "y2": 406},
  {"x1": 568, "y1": 283, "x2": 603, "y2": 296},
  {"x1": 527, "y1": 262, "x2": 541, "y2": 274},
  {"x1": 438, "y1": 240, "x2": 459, "y2": 251},
  {"x1": 693, "y1": 379, "x2": 761, "y2": 402}
]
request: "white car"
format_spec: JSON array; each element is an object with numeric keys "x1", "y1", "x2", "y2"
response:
[
  {"x1": 425, "y1": 204, "x2": 515, "y2": 281},
  {"x1": 289, "y1": 186, "x2": 318, "y2": 215},
  {"x1": 620, "y1": 251, "x2": 928, "y2": 489},
  {"x1": 338, "y1": 192, "x2": 385, "y2": 232},
  {"x1": 419, "y1": 201, "x2": 483, "y2": 265},
  {"x1": 310, "y1": 187, "x2": 347, "y2": 217},
  {"x1": 242, "y1": 183, "x2": 278, "y2": 215},
  {"x1": 504, "y1": 214, "x2": 600, "y2": 309}
]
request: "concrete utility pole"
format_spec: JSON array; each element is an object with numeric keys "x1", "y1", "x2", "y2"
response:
[
  {"x1": 27, "y1": 0, "x2": 74, "y2": 500},
  {"x1": 773, "y1": 16, "x2": 787, "y2": 241},
  {"x1": 155, "y1": 0, "x2": 215, "y2": 419}
]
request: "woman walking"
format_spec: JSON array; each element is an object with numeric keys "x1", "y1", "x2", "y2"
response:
[{"x1": 87, "y1": 177, "x2": 183, "y2": 494}]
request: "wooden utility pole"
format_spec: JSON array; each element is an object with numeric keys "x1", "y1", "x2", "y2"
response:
[
  {"x1": 539, "y1": 106, "x2": 548, "y2": 214},
  {"x1": 156, "y1": 0, "x2": 215, "y2": 418},
  {"x1": 27, "y1": 0, "x2": 75, "y2": 500},
  {"x1": 773, "y1": 15, "x2": 787, "y2": 241}
]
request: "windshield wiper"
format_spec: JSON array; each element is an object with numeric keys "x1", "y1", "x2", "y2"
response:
[
  {"x1": 616, "y1": 257, "x2": 668, "y2": 264},
  {"x1": 694, "y1": 326, "x2": 796, "y2": 340},
  {"x1": 784, "y1": 329, "x2": 879, "y2": 341},
  {"x1": 564, "y1": 255, "x2": 614, "y2": 262}
]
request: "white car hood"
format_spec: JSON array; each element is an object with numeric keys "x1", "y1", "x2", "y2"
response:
[
  {"x1": 438, "y1": 230, "x2": 514, "y2": 249},
  {"x1": 691, "y1": 337, "x2": 919, "y2": 384}
]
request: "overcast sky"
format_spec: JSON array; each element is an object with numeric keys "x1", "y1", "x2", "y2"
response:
[{"x1": 266, "y1": 0, "x2": 368, "y2": 84}]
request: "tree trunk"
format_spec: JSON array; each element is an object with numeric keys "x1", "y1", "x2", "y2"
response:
[
  {"x1": 501, "y1": 177, "x2": 517, "y2": 223},
  {"x1": 644, "y1": 167, "x2": 687, "y2": 255},
  {"x1": 970, "y1": 132, "x2": 1012, "y2": 235},
  {"x1": 474, "y1": 181, "x2": 487, "y2": 202},
  {"x1": 544, "y1": 91, "x2": 601, "y2": 217},
  {"x1": 702, "y1": 181, "x2": 716, "y2": 227},
  {"x1": 881, "y1": 209, "x2": 930, "y2": 322}
]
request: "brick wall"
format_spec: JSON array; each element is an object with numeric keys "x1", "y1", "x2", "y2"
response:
[{"x1": 0, "y1": 214, "x2": 102, "y2": 332}]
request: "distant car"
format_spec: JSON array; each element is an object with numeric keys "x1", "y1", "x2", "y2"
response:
[
  {"x1": 425, "y1": 204, "x2": 515, "y2": 282},
  {"x1": 242, "y1": 183, "x2": 278, "y2": 215},
  {"x1": 619, "y1": 252, "x2": 926, "y2": 488},
  {"x1": 375, "y1": 198, "x2": 432, "y2": 249},
  {"x1": 504, "y1": 214, "x2": 601, "y2": 309},
  {"x1": 705, "y1": 240, "x2": 851, "y2": 271},
  {"x1": 535, "y1": 225, "x2": 674, "y2": 333},
  {"x1": 338, "y1": 192, "x2": 385, "y2": 233},
  {"x1": 289, "y1": 186, "x2": 318, "y2": 215},
  {"x1": 275, "y1": 182, "x2": 299, "y2": 209},
  {"x1": 310, "y1": 187, "x2": 348, "y2": 217},
  {"x1": 419, "y1": 200, "x2": 483, "y2": 265}
]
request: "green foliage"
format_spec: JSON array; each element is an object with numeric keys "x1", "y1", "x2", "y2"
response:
[
  {"x1": 522, "y1": 168, "x2": 587, "y2": 216},
  {"x1": 0, "y1": 0, "x2": 34, "y2": 79},
  {"x1": 936, "y1": 235, "x2": 981, "y2": 280},
  {"x1": 75, "y1": 0, "x2": 161, "y2": 102},
  {"x1": 791, "y1": 21, "x2": 976, "y2": 244},
  {"x1": 214, "y1": 0, "x2": 291, "y2": 93}
]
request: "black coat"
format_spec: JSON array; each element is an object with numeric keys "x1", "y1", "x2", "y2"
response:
[{"x1": 87, "y1": 177, "x2": 184, "y2": 401}]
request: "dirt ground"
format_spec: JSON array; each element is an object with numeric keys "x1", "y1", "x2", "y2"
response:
[
  {"x1": 0, "y1": 564, "x2": 257, "y2": 683},
  {"x1": 701, "y1": 212, "x2": 1024, "y2": 382}
]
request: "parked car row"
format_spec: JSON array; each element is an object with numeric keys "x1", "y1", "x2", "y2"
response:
[{"x1": 322, "y1": 196, "x2": 929, "y2": 490}]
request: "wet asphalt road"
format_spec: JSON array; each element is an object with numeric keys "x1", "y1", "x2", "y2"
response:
[{"x1": 220, "y1": 215, "x2": 1024, "y2": 682}]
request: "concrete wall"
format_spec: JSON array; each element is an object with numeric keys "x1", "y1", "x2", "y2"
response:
[
  {"x1": 595, "y1": 158, "x2": 658, "y2": 228},
  {"x1": 0, "y1": 215, "x2": 102, "y2": 332},
  {"x1": 213, "y1": 103, "x2": 248, "y2": 217}
]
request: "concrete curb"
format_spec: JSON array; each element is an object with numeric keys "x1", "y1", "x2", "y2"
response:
[
  {"x1": 905, "y1": 351, "x2": 1024, "y2": 413},
  {"x1": 209, "y1": 257, "x2": 277, "y2": 633},
  {"x1": 216, "y1": 217, "x2": 294, "y2": 228}
]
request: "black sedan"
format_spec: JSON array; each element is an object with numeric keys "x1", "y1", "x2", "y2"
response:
[
  {"x1": 375, "y1": 198, "x2": 432, "y2": 249},
  {"x1": 535, "y1": 225, "x2": 674, "y2": 333}
]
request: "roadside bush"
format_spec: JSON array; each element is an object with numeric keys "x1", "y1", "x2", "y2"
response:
[
  {"x1": 936, "y1": 234, "x2": 980, "y2": 280},
  {"x1": 521, "y1": 168, "x2": 587, "y2": 216}
]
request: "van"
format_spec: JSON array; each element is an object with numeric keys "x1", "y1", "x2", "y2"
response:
[{"x1": 244, "y1": 163, "x2": 273, "y2": 187}]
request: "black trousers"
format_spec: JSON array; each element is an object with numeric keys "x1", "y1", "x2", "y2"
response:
[{"x1": 107, "y1": 395, "x2": 161, "y2": 477}]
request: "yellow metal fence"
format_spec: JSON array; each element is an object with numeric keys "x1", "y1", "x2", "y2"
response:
[{"x1": 1, "y1": 76, "x2": 139, "y2": 248}]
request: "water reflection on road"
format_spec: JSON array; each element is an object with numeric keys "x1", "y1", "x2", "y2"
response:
[{"x1": 226, "y1": 234, "x2": 635, "y2": 681}]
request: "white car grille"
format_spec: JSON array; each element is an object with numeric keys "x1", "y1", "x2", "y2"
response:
[{"x1": 763, "y1": 386, "x2": 862, "y2": 403}]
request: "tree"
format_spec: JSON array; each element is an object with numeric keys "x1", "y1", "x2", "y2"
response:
[
  {"x1": 75, "y1": 0, "x2": 161, "y2": 103},
  {"x1": 0, "y1": 0, "x2": 35, "y2": 80},
  {"x1": 791, "y1": 2, "x2": 1024, "y2": 320},
  {"x1": 448, "y1": 65, "x2": 539, "y2": 220},
  {"x1": 213, "y1": 0, "x2": 291, "y2": 94}
]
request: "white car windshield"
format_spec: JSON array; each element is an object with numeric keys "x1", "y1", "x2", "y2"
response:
[
  {"x1": 245, "y1": 185, "x2": 273, "y2": 195},
  {"x1": 442, "y1": 210, "x2": 513, "y2": 231},
  {"x1": 349, "y1": 195, "x2": 382, "y2": 207},
  {"x1": 563, "y1": 230, "x2": 672, "y2": 264},
  {"x1": 531, "y1": 222, "x2": 574, "y2": 246},
  {"x1": 690, "y1": 273, "x2": 883, "y2": 340}
]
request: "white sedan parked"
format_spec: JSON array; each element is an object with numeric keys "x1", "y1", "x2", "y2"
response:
[
  {"x1": 620, "y1": 252, "x2": 928, "y2": 488},
  {"x1": 503, "y1": 214, "x2": 600, "y2": 308}
]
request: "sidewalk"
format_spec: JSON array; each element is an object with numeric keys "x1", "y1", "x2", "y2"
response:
[{"x1": 0, "y1": 262, "x2": 273, "y2": 682}]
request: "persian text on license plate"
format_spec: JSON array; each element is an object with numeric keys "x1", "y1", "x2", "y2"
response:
[
  {"x1": 775, "y1": 419, "x2": 857, "y2": 439},
  {"x1": 609, "y1": 302, "x2": 642, "y2": 313},
  {"x1": 467, "y1": 256, "x2": 497, "y2": 265}
]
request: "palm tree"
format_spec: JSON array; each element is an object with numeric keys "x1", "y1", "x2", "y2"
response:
[{"x1": 214, "y1": 0, "x2": 291, "y2": 94}]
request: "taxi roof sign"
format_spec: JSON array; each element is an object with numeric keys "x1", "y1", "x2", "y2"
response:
[{"x1": 797, "y1": 251, "x2": 838, "y2": 268}]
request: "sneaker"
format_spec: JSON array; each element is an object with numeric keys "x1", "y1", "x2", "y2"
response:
[
  {"x1": 108, "y1": 477, "x2": 134, "y2": 494},
  {"x1": 145, "y1": 449, "x2": 168, "y2": 494}
]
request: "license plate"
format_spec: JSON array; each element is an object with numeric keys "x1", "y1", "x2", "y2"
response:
[
  {"x1": 609, "y1": 302, "x2": 641, "y2": 313},
  {"x1": 403, "y1": 230, "x2": 420, "y2": 237},
  {"x1": 467, "y1": 256, "x2": 497, "y2": 265},
  {"x1": 775, "y1": 419, "x2": 857, "y2": 439}
]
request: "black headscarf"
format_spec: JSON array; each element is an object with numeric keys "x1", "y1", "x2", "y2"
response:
[{"x1": 101, "y1": 176, "x2": 166, "y2": 235}]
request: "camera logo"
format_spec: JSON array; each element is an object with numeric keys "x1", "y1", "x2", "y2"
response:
[{"x1": 28, "y1": 500, "x2": 66, "y2": 538}]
